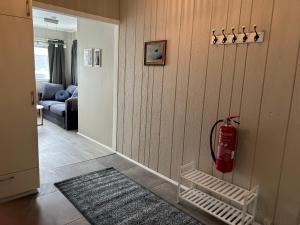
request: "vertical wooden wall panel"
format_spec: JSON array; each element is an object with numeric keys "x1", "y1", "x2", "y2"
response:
[
  {"x1": 131, "y1": 0, "x2": 145, "y2": 162},
  {"x1": 148, "y1": 0, "x2": 168, "y2": 171},
  {"x1": 170, "y1": 0, "x2": 195, "y2": 180},
  {"x1": 198, "y1": 0, "x2": 229, "y2": 175},
  {"x1": 229, "y1": 0, "x2": 252, "y2": 117},
  {"x1": 144, "y1": 0, "x2": 157, "y2": 167},
  {"x1": 182, "y1": 0, "x2": 212, "y2": 169},
  {"x1": 157, "y1": 0, "x2": 182, "y2": 177},
  {"x1": 274, "y1": 43, "x2": 300, "y2": 225},
  {"x1": 122, "y1": 0, "x2": 137, "y2": 157},
  {"x1": 118, "y1": 0, "x2": 300, "y2": 223},
  {"x1": 232, "y1": 0, "x2": 274, "y2": 188},
  {"x1": 228, "y1": 0, "x2": 252, "y2": 186},
  {"x1": 116, "y1": 0, "x2": 127, "y2": 154},
  {"x1": 138, "y1": 0, "x2": 152, "y2": 164},
  {"x1": 215, "y1": 0, "x2": 242, "y2": 181},
  {"x1": 251, "y1": 0, "x2": 300, "y2": 220}
]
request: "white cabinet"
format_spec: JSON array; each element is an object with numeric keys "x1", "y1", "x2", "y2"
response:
[
  {"x1": 0, "y1": 0, "x2": 32, "y2": 19},
  {"x1": 0, "y1": 13, "x2": 39, "y2": 200}
]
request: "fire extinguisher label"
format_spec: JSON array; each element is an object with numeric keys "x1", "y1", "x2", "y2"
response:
[{"x1": 231, "y1": 151, "x2": 235, "y2": 159}]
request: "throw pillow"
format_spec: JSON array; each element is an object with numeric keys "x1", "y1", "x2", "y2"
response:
[
  {"x1": 55, "y1": 90, "x2": 70, "y2": 102},
  {"x1": 42, "y1": 83, "x2": 64, "y2": 100},
  {"x1": 66, "y1": 85, "x2": 77, "y2": 95}
]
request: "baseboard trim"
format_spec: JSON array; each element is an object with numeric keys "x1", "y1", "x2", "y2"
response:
[
  {"x1": 76, "y1": 133, "x2": 182, "y2": 188},
  {"x1": 77, "y1": 132, "x2": 115, "y2": 154},
  {"x1": 76, "y1": 134, "x2": 261, "y2": 225},
  {"x1": 115, "y1": 151, "x2": 187, "y2": 190}
]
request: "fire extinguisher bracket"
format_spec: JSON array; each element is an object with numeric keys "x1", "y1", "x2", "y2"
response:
[{"x1": 177, "y1": 161, "x2": 259, "y2": 225}]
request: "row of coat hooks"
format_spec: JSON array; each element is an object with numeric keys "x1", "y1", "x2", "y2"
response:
[{"x1": 211, "y1": 25, "x2": 264, "y2": 45}]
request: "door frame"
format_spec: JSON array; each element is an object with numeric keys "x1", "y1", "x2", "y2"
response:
[{"x1": 32, "y1": 1, "x2": 120, "y2": 151}]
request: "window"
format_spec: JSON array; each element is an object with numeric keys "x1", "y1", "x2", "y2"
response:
[{"x1": 34, "y1": 47, "x2": 50, "y2": 81}]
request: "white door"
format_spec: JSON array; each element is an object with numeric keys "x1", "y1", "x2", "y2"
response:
[
  {"x1": 0, "y1": 0, "x2": 32, "y2": 18},
  {"x1": 0, "y1": 15, "x2": 38, "y2": 175}
]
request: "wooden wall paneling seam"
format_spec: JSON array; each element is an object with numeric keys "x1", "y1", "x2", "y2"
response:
[
  {"x1": 116, "y1": 0, "x2": 127, "y2": 154},
  {"x1": 156, "y1": 0, "x2": 169, "y2": 173},
  {"x1": 273, "y1": 42, "x2": 300, "y2": 225},
  {"x1": 179, "y1": 0, "x2": 196, "y2": 174},
  {"x1": 250, "y1": 0, "x2": 300, "y2": 220},
  {"x1": 138, "y1": 0, "x2": 152, "y2": 164},
  {"x1": 144, "y1": 0, "x2": 157, "y2": 167},
  {"x1": 217, "y1": 0, "x2": 242, "y2": 183},
  {"x1": 182, "y1": 0, "x2": 213, "y2": 172},
  {"x1": 228, "y1": 0, "x2": 253, "y2": 186},
  {"x1": 198, "y1": 0, "x2": 229, "y2": 175},
  {"x1": 229, "y1": 0, "x2": 253, "y2": 122},
  {"x1": 193, "y1": 0, "x2": 214, "y2": 173},
  {"x1": 148, "y1": 0, "x2": 168, "y2": 171},
  {"x1": 131, "y1": 0, "x2": 145, "y2": 162},
  {"x1": 232, "y1": 0, "x2": 274, "y2": 190},
  {"x1": 157, "y1": 0, "x2": 183, "y2": 177},
  {"x1": 167, "y1": 0, "x2": 185, "y2": 177},
  {"x1": 137, "y1": 0, "x2": 147, "y2": 163},
  {"x1": 211, "y1": 0, "x2": 231, "y2": 180},
  {"x1": 121, "y1": 0, "x2": 129, "y2": 155},
  {"x1": 170, "y1": 0, "x2": 196, "y2": 180},
  {"x1": 122, "y1": 0, "x2": 137, "y2": 157}
]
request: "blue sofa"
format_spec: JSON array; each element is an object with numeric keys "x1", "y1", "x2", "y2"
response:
[{"x1": 38, "y1": 83, "x2": 78, "y2": 130}]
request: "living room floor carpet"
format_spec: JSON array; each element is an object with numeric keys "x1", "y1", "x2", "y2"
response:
[{"x1": 55, "y1": 167, "x2": 204, "y2": 225}]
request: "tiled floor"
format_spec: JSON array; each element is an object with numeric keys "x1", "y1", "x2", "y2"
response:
[{"x1": 0, "y1": 121, "x2": 224, "y2": 225}]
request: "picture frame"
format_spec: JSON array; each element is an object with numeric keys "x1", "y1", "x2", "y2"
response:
[
  {"x1": 93, "y1": 48, "x2": 102, "y2": 67},
  {"x1": 144, "y1": 40, "x2": 167, "y2": 66},
  {"x1": 83, "y1": 48, "x2": 93, "y2": 67}
]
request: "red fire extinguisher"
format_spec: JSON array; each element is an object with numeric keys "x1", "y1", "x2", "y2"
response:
[{"x1": 210, "y1": 116, "x2": 240, "y2": 173}]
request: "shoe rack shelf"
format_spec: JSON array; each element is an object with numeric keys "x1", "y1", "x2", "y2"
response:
[{"x1": 177, "y1": 162, "x2": 259, "y2": 225}]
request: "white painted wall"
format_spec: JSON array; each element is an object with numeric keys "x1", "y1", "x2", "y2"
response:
[{"x1": 77, "y1": 17, "x2": 117, "y2": 147}]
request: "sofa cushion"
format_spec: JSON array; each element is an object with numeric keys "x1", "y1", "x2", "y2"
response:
[
  {"x1": 55, "y1": 90, "x2": 70, "y2": 102},
  {"x1": 50, "y1": 103, "x2": 65, "y2": 116},
  {"x1": 66, "y1": 85, "x2": 77, "y2": 95},
  {"x1": 39, "y1": 100, "x2": 61, "y2": 110},
  {"x1": 42, "y1": 83, "x2": 64, "y2": 100}
]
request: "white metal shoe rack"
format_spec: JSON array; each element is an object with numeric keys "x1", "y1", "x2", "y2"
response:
[{"x1": 177, "y1": 162, "x2": 259, "y2": 225}]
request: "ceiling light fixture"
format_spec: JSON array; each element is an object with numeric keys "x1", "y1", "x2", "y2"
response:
[{"x1": 44, "y1": 17, "x2": 59, "y2": 24}]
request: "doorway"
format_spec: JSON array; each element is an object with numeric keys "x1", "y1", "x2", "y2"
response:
[{"x1": 32, "y1": 6, "x2": 119, "y2": 185}]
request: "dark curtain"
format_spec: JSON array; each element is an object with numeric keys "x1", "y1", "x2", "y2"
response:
[
  {"x1": 71, "y1": 40, "x2": 78, "y2": 85},
  {"x1": 48, "y1": 40, "x2": 66, "y2": 87}
]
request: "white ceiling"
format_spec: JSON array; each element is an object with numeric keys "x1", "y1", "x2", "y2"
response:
[{"x1": 33, "y1": 8, "x2": 77, "y2": 33}]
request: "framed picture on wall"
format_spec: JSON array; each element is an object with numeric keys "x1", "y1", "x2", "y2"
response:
[
  {"x1": 93, "y1": 48, "x2": 102, "y2": 67},
  {"x1": 144, "y1": 40, "x2": 167, "y2": 66},
  {"x1": 83, "y1": 48, "x2": 93, "y2": 67}
]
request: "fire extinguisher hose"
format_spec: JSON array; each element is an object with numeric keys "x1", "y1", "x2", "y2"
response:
[{"x1": 210, "y1": 119, "x2": 224, "y2": 163}]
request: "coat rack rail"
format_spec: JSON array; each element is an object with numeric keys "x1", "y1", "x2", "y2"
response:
[{"x1": 211, "y1": 32, "x2": 264, "y2": 45}]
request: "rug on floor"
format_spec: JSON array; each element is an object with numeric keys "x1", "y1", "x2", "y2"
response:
[{"x1": 54, "y1": 167, "x2": 204, "y2": 225}]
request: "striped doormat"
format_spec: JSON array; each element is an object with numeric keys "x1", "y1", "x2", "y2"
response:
[{"x1": 55, "y1": 167, "x2": 203, "y2": 225}]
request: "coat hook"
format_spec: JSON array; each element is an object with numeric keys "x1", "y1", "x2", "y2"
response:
[
  {"x1": 221, "y1": 28, "x2": 227, "y2": 44},
  {"x1": 242, "y1": 26, "x2": 248, "y2": 42},
  {"x1": 231, "y1": 27, "x2": 237, "y2": 43},
  {"x1": 253, "y1": 25, "x2": 260, "y2": 42},
  {"x1": 212, "y1": 29, "x2": 218, "y2": 44}
]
